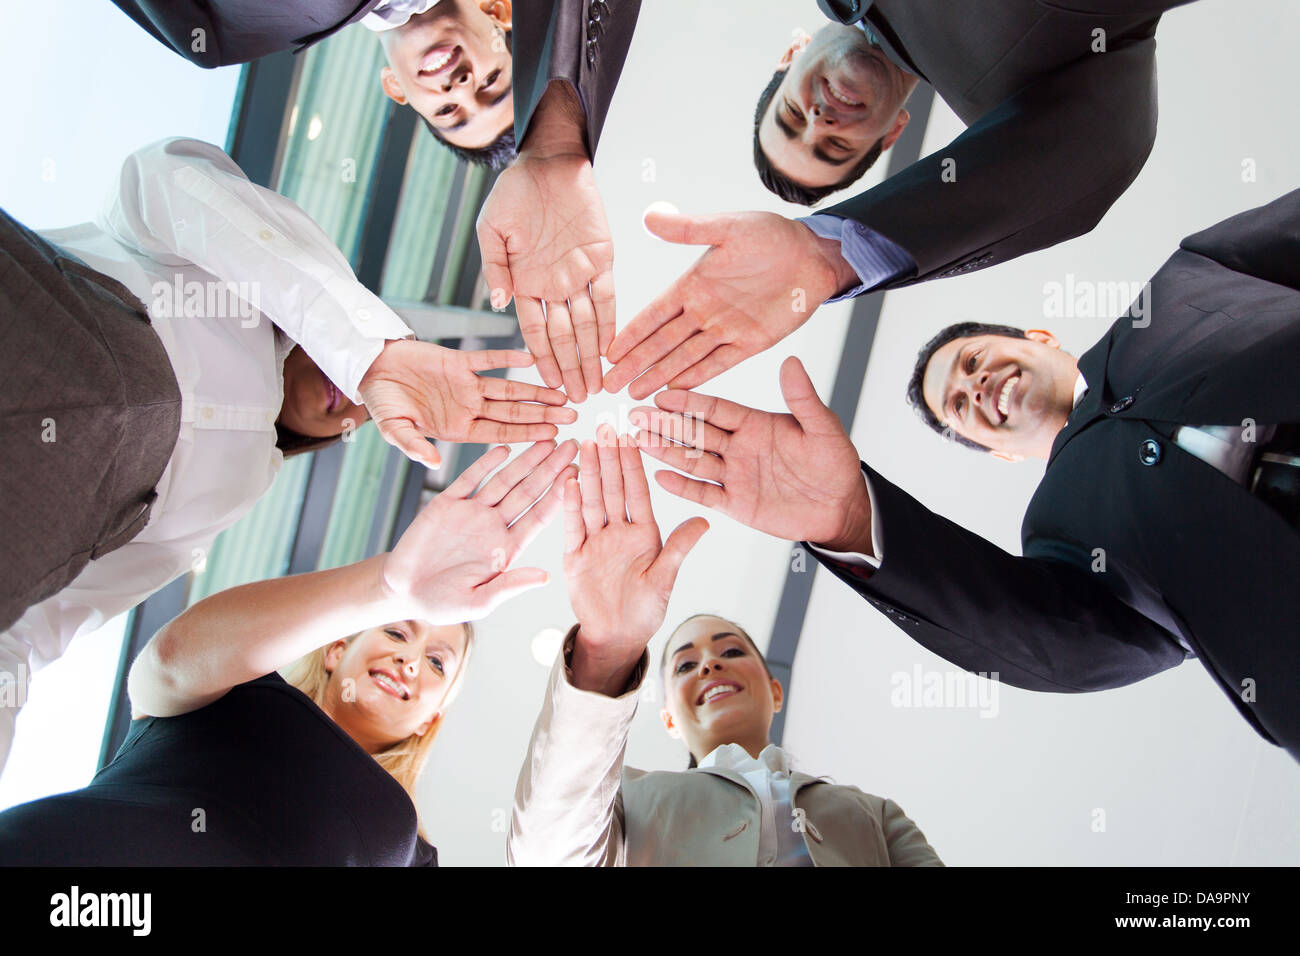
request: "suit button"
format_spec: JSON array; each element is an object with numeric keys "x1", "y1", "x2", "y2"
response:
[
  {"x1": 1139, "y1": 439, "x2": 1162, "y2": 466},
  {"x1": 1110, "y1": 396, "x2": 1134, "y2": 413}
]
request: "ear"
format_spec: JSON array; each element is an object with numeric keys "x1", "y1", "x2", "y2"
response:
[
  {"x1": 480, "y1": 0, "x2": 512, "y2": 31},
  {"x1": 323, "y1": 640, "x2": 348, "y2": 675},
  {"x1": 380, "y1": 67, "x2": 408, "y2": 105},
  {"x1": 770, "y1": 678, "x2": 785, "y2": 715},
  {"x1": 1025, "y1": 329, "x2": 1061, "y2": 349},
  {"x1": 776, "y1": 31, "x2": 809, "y2": 70},
  {"x1": 989, "y1": 449, "x2": 1024, "y2": 463},
  {"x1": 881, "y1": 107, "x2": 910, "y2": 151},
  {"x1": 660, "y1": 708, "x2": 683, "y2": 739}
]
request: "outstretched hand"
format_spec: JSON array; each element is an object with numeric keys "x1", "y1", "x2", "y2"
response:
[
  {"x1": 632, "y1": 357, "x2": 872, "y2": 552},
  {"x1": 359, "y1": 340, "x2": 576, "y2": 469},
  {"x1": 602, "y1": 209, "x2": 857, "y2": 399},
  {"x1": 381, "y1": 440, "x2": 578, "y2": 623},
  {"x1": 564, "y1": 425, "x2": 708, "y2": 695}
]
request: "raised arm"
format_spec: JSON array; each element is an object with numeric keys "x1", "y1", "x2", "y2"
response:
[
  {"x1": 128, "y1": 440, "x2": 577, "y2": 718},
  {"x1": 508, "y1": 428, "x2": 707, "y2": 866}
]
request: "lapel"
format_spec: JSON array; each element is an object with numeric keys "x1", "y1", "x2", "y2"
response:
[
  {"x1": 692, "y1": 765, "x2": 759, "y2": 802},
  {"x1": 1046, "y1": 326, "x2": 1117, "y2": 469},
  {"x1": 817, "y1": 0, "x2": 870, "y2": 24}
]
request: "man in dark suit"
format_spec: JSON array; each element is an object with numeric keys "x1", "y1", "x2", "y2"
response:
[
  {"x1": 631, "y1": 190, "x2": 1300, "y2": 761},
  {"x1": 476, "y1": 0, "x2": 641, "y2": 404},
  {"x1": 110, "y1": 0, "x2": 384, "y2": 67},
  {"x1": 602, "y1": 0, "x2": 1199, "y2": 400}
]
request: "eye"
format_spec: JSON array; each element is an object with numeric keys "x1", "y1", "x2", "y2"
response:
[
  {"x1": 965, "y1": 351, "x2": 978, "y2": 374},
  {"x1": 427, "y1": 654, "x2": 446, "y2": 676},
  {"x1": 722, "y1": 647, "x2": 746, "y2": 658},
  {"x1": 385, "y1": 628, "x2": 408, "y2": 642},
  {"x1": 674, "y1": 660, "x2": 697, "y2": 676},
  {"x1": 954, "y1": 394, "x2": 966, "y2": 416},
  {"x1": 480, "y1": 69, "x2": 500, "y2": 90},
  {"x1": 784, "y1": 99, "x2": 803, "y2": 125},
  {"x1": 829, "y1": 137, "x2": 851, "y2": 152},
  {"x1": 436, "y1": 104, "x2": 455, "y2": 116}
]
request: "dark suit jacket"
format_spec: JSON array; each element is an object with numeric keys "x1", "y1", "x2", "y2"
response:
[
  {"x1": 817, "y1": 0, "x2": 1201, "y2": 287},
  {"x1": 815, "y1": 189, "x2": 1300, "y2": 758},
  {"x1": 111, "y1": 0, "x2": 380, "y2": 68},
  {"x1": 513, "y1": 0, "x2": 641, "y2": 158}
]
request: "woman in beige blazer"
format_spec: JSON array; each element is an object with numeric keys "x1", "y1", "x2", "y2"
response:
[{"x1": 508, "y1": 429, "x2": 942, "y2": 866}]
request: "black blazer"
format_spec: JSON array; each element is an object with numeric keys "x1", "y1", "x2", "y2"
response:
[
  {"x1": 814, "y1": 189, "x2": 1300, "y2": 758},
  {"x1": 111, "y1": 0, "x2": 380, "y2": 68},
  {"x1": 818, "y1": 0, "x2": 1201, "y2": 287},
  {"x1": 513, "y1": 0, "x2": 642, "y2": 158}
]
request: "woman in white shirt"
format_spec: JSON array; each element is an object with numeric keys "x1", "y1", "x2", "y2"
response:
[
  {"x1": 0, "y1": 137, "x2": 574, "y2": 773},
  {"x1": 508, "y1": 429, "x2": 943, "y2": 866}
]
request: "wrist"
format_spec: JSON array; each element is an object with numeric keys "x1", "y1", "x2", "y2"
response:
[
  {"x1": 813, "y1": 476, "x2": 874, "y2": 555},
  {"x1": 810, "y1": 230, "x2": 859, "y2": 299},
  {"x1": 569, "y1": 625, "x2": 646, "y2": 697},
  {"x1": 520, "y1": 81, "x2": 588, "y2": 159}
]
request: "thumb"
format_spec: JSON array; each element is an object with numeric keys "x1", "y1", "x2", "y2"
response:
[
  {"x1": 477, "y1": 229, "x2": 514, "y2": 312},
  {"x1": 643, "y1": 208, "x2": 730, "y2": 248},
  {"x1": 649, "y1": 517, "x2": 710, "y2": 592},
  {"x1": 779, "y1": 356, "x2": 837, "y2": 435},
  {"x1": 477, "y1": 567, "x2": 550, "y2": 612}
]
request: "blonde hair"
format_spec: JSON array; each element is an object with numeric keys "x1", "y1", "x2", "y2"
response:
[{"x1": 281, "y1": 622, "x2": 475, "y2": 812}]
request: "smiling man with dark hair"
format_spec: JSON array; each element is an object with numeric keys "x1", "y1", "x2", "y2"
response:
[{"x1": 635, "y1": 190, "x2": 1300, "y2": 763}]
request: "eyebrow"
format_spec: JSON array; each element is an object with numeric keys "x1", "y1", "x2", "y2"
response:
[
  {"x1": 670, "y1": 632, "x2": 742, "y2": 660},
  {"x1": 771, "y1": 101, "x2": 854, "y2": 168}
]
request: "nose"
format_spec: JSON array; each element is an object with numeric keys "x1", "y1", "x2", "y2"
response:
[
  {"x1": 809, "y1": 103, "x2": 835, "y2": 127},
  {"x1": 439, "y1": 63, "x2": 472, "y2": 93},
  {"x1": 392, "y1": 651, "x2": 419, "y2": 679}
]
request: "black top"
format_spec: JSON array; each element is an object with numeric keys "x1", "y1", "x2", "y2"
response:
[{"x1": 0, "y1": 673, "x2": 435, "y2": 866}]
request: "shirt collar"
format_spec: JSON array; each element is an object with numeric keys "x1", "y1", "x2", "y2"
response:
[
  {"x1": 363, "y1": 0, "x2": 440, "y2": 32},
  {"x1": 1072, "y1": 372, "x2": 1089, "y2": 409},
  {"x1": 698, "y1": 742, "x2": 796, "y2": 776}
]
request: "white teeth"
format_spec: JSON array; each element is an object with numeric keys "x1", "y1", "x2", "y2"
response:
[
  {"x1": 423, "y1": 50, "x2": 452, "y2": 72},
  {"x1": 827, "y1": 84, "x2": 861, "y2": 106},
  {"x1": 702, "y1": 684, "x2": 738, "y2": 704},
  {"x1": 372, "y1": 672, "x2": 406, "y2": 698},
  {"x1": 997, "y1": 376, "x2": 1018, "y2": 418}
]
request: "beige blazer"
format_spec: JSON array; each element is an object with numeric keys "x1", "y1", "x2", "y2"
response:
[{"x1": 508, "y1": 633, "x2": 943, "y2": 867}]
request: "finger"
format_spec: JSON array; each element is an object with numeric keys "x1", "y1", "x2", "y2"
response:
[
  {"x1": 629, "y1": 406, "x2": 730, "y2": 455},
  {"x1": 465, "y1": 421, "x2": 560, "y2": 444},
  {"x1": 590, "y1": 270, "x2": 616, "y2": 356},
  {"x1": 596, "y1": 424, "x2": 626, "y2": 524},
  {"x1": 562, "y1": 476, "x2": 585, "y2": 555},
  {"x1": 498, "y1": 439, "x2": 579, "y2": 524},
  {"x1": 517, "y1": 297, "x2": 563, "y2": 389},
  {"x1": 642, "y1": 208, "x2": 731, "y2": 247},
  {"x1": 546, "y1": 299, "x2": 588, "y2": 403},
  {"x1": 578, "y1": 439, "x2": 605, "y2": 536},
  {"x1": 465, "y1": 349, "x2": 536, "y2": 373},
  {"x1": 649, "y1": 516, "x2": 711, "y2": 593},
  {"x1": 665, "y1": 344, "x2": 750, "y2": 392},
  {"x1": 607, "y1": 312, "x2": 699, "y2": 399},
  {"x1": 653, "y1": 389, "x2": 750, "y2": 432},
  {"x1": 474, "y1": 440, "x2": 557, "y2": 507},
  {"x1": 627, "y1": 331, "x2": 718, "y2": 398},
  {"x1": 476, "y1": 228, "x2": 514, "y2": 310},
  {"x1": 568, "y1": 291, "x2": 603, "y2": 397},
  {"x1": 619, "y1": 438, "x2": 655, "y2": 525},
  {"x1": 444, "y1": 444, "x2": 512, "y2": 499},
  {"x1": 475, "y1": 567, "x2": 551, "y2": 612},
  {"x1": 779, "y1": 356, "x2": 840, "y2": 436},
  {"x1": 653, "y1": 468, "x2": 727, "y2": 512},
  {"x1": 480, "y1": 377, "x2": 569, "y2": 406},
  {"x1": 376, "y1": 418, "x2": 443, "y2": 470},
  {"x1": 509, "y1": 462, "x2": 577, "y2": 551},
  {"x1": 634, "y1": 431, "x2": 726, "y2": 483},
  {"x1": 606, "y1": 286, "x2": 683, "y2": 366},
  {"x1": 480, "y1": 401, "x2": 578, "y2": 425}
]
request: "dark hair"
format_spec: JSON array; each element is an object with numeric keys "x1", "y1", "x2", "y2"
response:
[
  {"x1": 422, "y1": 119, "x2": 517, "y2": 169},
  {"x1": 752, "y1": 68, "x2": 885, "y2": 206},
  {"x1": 275, "y1": 421, "x2": 346, "y2": 459},
  {"x1": 904, "y1": 322, "x2": 1029, "y2": 452},
  {"x1": 660, "y1": 614, "x2": 774, "y2": 769}
]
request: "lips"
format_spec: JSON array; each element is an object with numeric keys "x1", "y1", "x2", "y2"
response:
[
  {"x1": 370, "y1": 669, "x2": 410, "y2": 701},
  {"x1": 321, "y1": 368, "x2": 340, "y2": 414},
  {"x1": 419, "y1": 45, "x2": 459, "y2": 76},
  {"x1": 696, "y1": 681, "x2": 742, "y2": 706},
  {"x1": 823, "y1": 76, "x2": 864, "y2": 108}
]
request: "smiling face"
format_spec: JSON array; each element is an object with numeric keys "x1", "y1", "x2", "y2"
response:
[
  {"x1": 922, "y1": 331, "x2": 1080, "y2": 461},
  {"x1": 757, "y1": 23, "x2": 914, "y2": 191},
  {"x1": 660, "y1": 616, "x2": 783, "y2": 762},
  {"x1": 321, "y1": 622, "x2": 470, "y2": 754},
  {"x1": 378, "y1": 0, "x2": 513, "y2": 150},
  {"x1": 278, "y1": 345, "x2": 369, "y2": 439}
]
